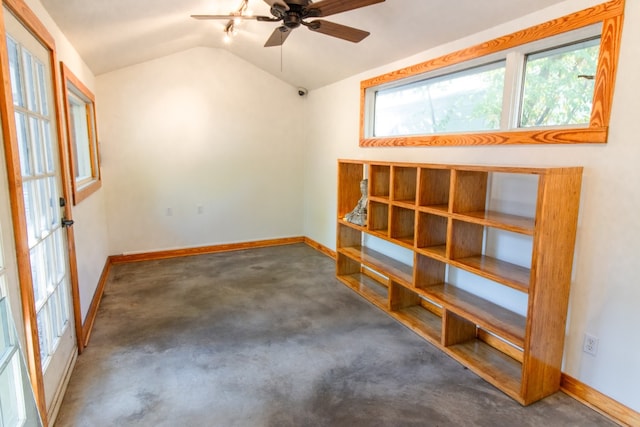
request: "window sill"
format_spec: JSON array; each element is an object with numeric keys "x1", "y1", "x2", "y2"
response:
[
  {"x1": 360, "y1": 126, "x2": 608, "y2": 147},
  {"x1": 73, "y1": 179, "x2": 102, "y2": 205}
]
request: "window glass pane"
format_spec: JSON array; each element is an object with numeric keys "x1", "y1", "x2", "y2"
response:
[
  {"x1": 53, "y1": 230, "x2": 65, "y2": 284},
  {"x1": 29, "y1": 117, "x2": 44, "y2": 175},
  {"x1": 59, "y1": 279, "x2": 69, "y2": 327},
  {"x1": 36, "y1": 179, "x2": 49, "y2": 239},
  {"x1": 6, "y1": 36, "x2": 24, "y2": 108},
  {"x1": 42, "y1": 121, "x2": 54, "y2": 174},
  {"x1": 49, "y1": 291, "x2": 60, "y2": 338},
  {"x1": 22, "y1": 181, "x2": 37, "y2": 247},
  {"x1": 36, "y1": 61, "x2": 49, "y2": 117},
  {"x1": 0, "y1": 297, "x2": 14, "y2": 360},
  {"x1": 47, "y1": 177, "x2": 59, "y2": 228},
  {"x1": 0, "y1": 352, "x2": 24, "y2": 426},
  {"x1": 14, "y1": 112, "x2": 31, "y2": 177},
  {"x1": 44, "y1": 237, "x2": 56, "y2": 294},
  {"x1": 520, "y1": 37, "x2": 600, "y2": 127},
  {"x1": 21, "y1": 50, "x2": 38, "y2": 113},
  {"x1": 30, "y1": 244, "x2": 46, "y2": 309},
  {"x1": 69, "y1": 93, "x2": 93, "y2": 181},
  {"x1": 374, "y1": 61, "x2": 505, "y2": 137},
  {"x1": 36, "y1": 308, "x2": 49, "y2": 366}
]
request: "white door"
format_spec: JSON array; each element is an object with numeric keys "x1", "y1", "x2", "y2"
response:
[{"x1": 3, "y1": 6, "x2": 76, "y2": 416}]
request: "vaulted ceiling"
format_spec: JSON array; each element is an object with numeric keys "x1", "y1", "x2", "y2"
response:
[{"x1": 39, "y1": 0, "x2": 569, "y2": 90}]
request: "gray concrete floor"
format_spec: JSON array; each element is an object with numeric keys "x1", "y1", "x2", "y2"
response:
[{"x1": 56, "y1": 244, "x2": 614, "y2": 426}]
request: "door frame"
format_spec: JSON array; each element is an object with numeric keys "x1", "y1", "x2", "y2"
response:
[{"x1": 0, "y1": 0, "x2": 83, "y2": 423}]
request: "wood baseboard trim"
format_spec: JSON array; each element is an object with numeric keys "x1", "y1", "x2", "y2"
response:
[
  {"x1": 303, "y1": 237, "x2": 336, "y2": 259},
  {"x1": 561, "y1": 374, "x2": 639, "y2": 426},
  {"x1": 109, "y1": 237, "x2": 306, "y2": 264},
  {"x1": 81, "y1": 258, "x2": 112, "y2": 348}
]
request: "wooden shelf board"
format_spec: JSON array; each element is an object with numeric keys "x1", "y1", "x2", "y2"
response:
[
  {"x1": 418, "y1": 204, "x2": 449, "y2": 215},
  {"x1": 452, "y1": 211, "x2": 535, "y2": 235},
  {"x1": 337, "y1": 218, "x2": 366, "y2": 231},
  {"x1": 338, "y1": 246, "x2": 413, "y2": 286},
  {"x1": 451, "y1": 255, "x2": 530, "y2": 293},
  {"x1": 424, "y1": 284, "x2": 526, "y2": 348},
  {"x1": 338, "y1": 273, "x2": 388, "y2": 310},
  {"x1": 370, "y1": 195, "x2": 390, "y2": 203},
  {"x1": 368, "y1": 229, "x2": 390, "y2": 240},
  {"x1": 446, "y1": 339, "x2": 523, "y2": 403},
  {"x1": 390, "y1": 235, "x2": 415, "y2": 249},
  {"x1": 391, "y1": 199, "x2": 417, "y2": 208},
  {"x1": 416, "y1": 245, "x2": 447, "y2": 260},
  {"x1": 391, "y1": 305, "x2": 442, "y2": 346}
]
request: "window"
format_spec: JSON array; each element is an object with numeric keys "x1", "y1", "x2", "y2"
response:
[
  {"x1": 60, "y1": 63, "x2": 101, "y2": 204},
  {"x1": 520, "y1": 38, "x2": 600, "y2": 127},
  {"x1": 374, "y1": 61, "x2": 506, "y2": 137},
  {"x1": 360, "y1": 0, "x2": 623, "y2": 147}
]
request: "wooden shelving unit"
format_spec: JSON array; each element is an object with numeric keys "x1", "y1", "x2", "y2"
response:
[{"x1": 336, "y1": 159, "x2": 583, "y2": 405}]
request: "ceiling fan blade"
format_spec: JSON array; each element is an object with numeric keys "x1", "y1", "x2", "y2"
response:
[
  {"x1": 190, "y1": 14, "x2": 274, "y2": 21},
  {"x1": 307, "y1": 20, "x2": 370, "y2": 43},
  {"x1": 264, "y1": 27, "x2": 291, "y2": 47},
  {"x1": 307, "y1": 0, "x2": 385, "y2": 18}
]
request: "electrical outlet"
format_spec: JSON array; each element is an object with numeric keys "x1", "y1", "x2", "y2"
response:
[
  {"x1": 197, "y1": 205, "x2": 204, "y2": 215},
  {"x1": 583, "y1": 333, "x2": 599, "y2": 356},
  {"x1": 166, "y1": 207, "x2": 173, "y2": 216}
]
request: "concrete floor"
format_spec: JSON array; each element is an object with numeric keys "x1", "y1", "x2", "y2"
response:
[{"x1": 56, "y1": 244, "x2": 614, "y2": 426}]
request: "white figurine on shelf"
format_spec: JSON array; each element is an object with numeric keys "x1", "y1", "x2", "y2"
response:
[{"x1": 345, "y1": 179, "x2": 368, "y2": 226}]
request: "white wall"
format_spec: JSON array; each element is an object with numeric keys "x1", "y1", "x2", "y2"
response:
[
  {"x1": 96, "y1": 47, "x2": 306, "y2": 255},
  {"x1": 303, "y1": 0, "x2": 640, "y2": 412},
  {"x1": 23, "y1": 0, "x2": 110, "y2": 323}
]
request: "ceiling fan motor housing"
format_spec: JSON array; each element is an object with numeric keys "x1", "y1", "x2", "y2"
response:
[{"x1": 271, "y1": 0, "x2": 321, "y2": 29}]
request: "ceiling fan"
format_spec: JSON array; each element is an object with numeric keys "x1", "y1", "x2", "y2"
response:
[{"x1": 191, "y1": 0, "x2": 386, "y2": 47}]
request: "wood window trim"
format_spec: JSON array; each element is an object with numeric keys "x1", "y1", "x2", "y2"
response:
[
  {"x1": 60, "y1": 62, "x2": 102, "y2": 204},
  {"x1": 359, "y1": 0, "x2": 624, "y2": 147}
]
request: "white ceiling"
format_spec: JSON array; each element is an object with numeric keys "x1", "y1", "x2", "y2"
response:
[{"x1": 39, "y1": 0, "x2": 569, "y2": 90}]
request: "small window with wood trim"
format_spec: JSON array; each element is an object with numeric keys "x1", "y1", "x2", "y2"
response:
[
  {"x1": 61, "y1": 63, "x2": 101, "y2": 204},
  {"x1": 360, "y1": 0, "x2": 624, "y2": 147}
]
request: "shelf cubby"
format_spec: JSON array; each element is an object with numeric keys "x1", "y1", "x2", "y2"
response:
[
  {"x1": 449, "y1": 220, "x2": 531, "y2": 292},
  {"x1": 418, "y1": 167, "x2": 451, "y2": 213},
  {"x1": 446, "y1": 338, "x2": 523, "y2": 403},
  {"x1": 451, "y1": 169, "x2": 488, "y2": 214},
  {"x1": 416, "y1": 212, "x2": 448, "y2": 260},
  {"x1": 337, "y1": 222, "x2": 362, "y2": 249},
  {"x1": 338, "y1": 245, "x2": 412, "y2": 287},
  {"x1": 336, "y1": 160, "x2": 583, "y2": 406},
  {"x1": 369, "y1": 164, "x2": 390, "y2": 200},
  {"x1": 391, "y1": 166, "x2": 417, "y2": 205},
  {"x1": 388, "y1": 280, "x2": 442, "y2": 345},
  {"x1": 389, "y1": 206, "x2": 415, "y2": 248},
  {"x1": 428, "y1": 284, "x2": 526, "y2": 348},
  {"x1": 337, "y1": 161, "x2": 365, "y2": 220},
  {"x1": 368, "y1": 201, "x2": 389, "y2": 237},
  {"x1": 337, "y1": 269, "x2": 389, "y2": 311}
]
